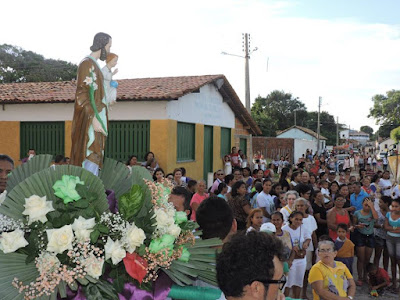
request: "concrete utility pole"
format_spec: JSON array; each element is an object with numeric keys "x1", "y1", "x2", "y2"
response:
[
  {"x1": 336, "y1": 116, "x2": 339, "y2": 146},
  {"x1": 317, "y1": 97, "x2": 322, "y2": 154},
  {"x1": 244, "y1": 33, "x2": 251, "y2": 113}
]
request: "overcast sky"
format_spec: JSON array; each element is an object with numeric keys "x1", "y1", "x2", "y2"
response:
[{"x1": 2, "y1": 0, "x2": 400, "y2": 132}]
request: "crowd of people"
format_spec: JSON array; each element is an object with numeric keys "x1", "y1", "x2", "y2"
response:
[{"x1": 2, "y1": 146, "x2": 400, "y2": 299}]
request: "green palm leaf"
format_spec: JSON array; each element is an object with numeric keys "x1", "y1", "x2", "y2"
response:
[
  {"x1": 0, "y1": 252, "x2": 39, "y2": 300},
  {"x1": 0, "y1": 165, "x2": 109, "y2": 221},
  {"x1": 6, "y1": 154, "x2": 53, "y2": 193},
  {"x1": 129, "y1": 165, "x2": 153, "y2": 188},
  {"x1": 99, "y1": 158, "x2": 131, "y2": 200}
]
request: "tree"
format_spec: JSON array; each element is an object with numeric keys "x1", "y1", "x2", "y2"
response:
[
  {"x1": 369, "y1": 90, "x2": 400, "y2": 125},
  {"x1": 360, "y1": 125, "x2": 373, "y2": 135},
  {"x1": 303, "y1": 111, "x2": 341, "y2": 146},
  {"x1": 251, "y1": 90, "x2": 307, "y2": 136},
  {"x1": 0, "y1": 44, "x2": 77, "y2": 83}
]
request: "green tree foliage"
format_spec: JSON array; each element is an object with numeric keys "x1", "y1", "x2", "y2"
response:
[
  {"x1": 369, "y1": 90, "x2": 400, "y2": 125},
  {"x1": 0, "y1": 44, "x2": 77, "y2": 83},
  {"x1": 251, "y1": 90, "x2": 307, "y2": 137},
  {"x1": 376, "y1": 124, "x2": 399, "y2": 139},
  {"x1": 360, "y1": 125, "x2": 373, "y2": 135},
  {"x1": 303, "y1": 111, "x2": 340, "y2": 146}
]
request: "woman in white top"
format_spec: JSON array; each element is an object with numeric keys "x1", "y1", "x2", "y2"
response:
[
  {"x1": 281, "y1": 190, "x2": 299, "y2": 224},
  {"x1": 294, "y1": 198, "x2": 318, "y2": 299},
  {"x1": 282, "y1": 211, "x2": 311, "y2": 299},
  {"x1": 378, "y1": 170, "x2": 392, "y2": 197}
]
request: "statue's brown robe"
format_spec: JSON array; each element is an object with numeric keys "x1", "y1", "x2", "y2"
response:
[{"x1": 70, "y1": 57, "x2": 108, "y2": 168}]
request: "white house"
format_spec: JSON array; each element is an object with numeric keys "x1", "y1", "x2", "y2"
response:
[
  {"x1": 339, "y1": 129, "x2": 369, "y2": 145},
  {"x1": 276, "y1": 126, "x2": 327, "y2": 162},
  {"x1": 378, "y1": 138, "x2": 397, "y2": 153}
]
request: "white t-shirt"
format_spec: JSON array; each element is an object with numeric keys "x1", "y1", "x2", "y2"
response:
[
  {"x1": 282, "y1": 224, "x2": 311, "y2": 250},
  {"x1": 393, "y1": 185, "x2": 400, "y2": 199},
  {"x1": 281, "y1": 205, "x2": 293, "y2": 224},
  {"x1": 321, "y1": 187, "x2": 331, "y2": 203},
  {"x1": 256, "y1": 191, "x2": 275, "y2": 223},
  {"x1": 301, "y1": 215, "x2": 317, "y2": 251},
  {"x1": 379, "y1": 179, "x2": 392, "y2": 197}
]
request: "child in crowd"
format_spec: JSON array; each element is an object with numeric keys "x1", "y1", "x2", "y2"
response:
[
  {"x1": 246, "y1": 208, "x2": 263, "y2": 233},
  {"x1": 366, "y1": 263, "x2": 390, "y2": 296},
  {"x1": 320, "y1": 180, "x2": 332, "y2": 204},
  {"x1": 334, "y1": 223, "x2": 354, "y2": 274},
  {"x1": 223, "y1": 155, "x2": 232, "y2": 175}
]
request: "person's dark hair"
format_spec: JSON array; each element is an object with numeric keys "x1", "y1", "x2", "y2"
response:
[
  {"x1": 271, "y1": 183, "x2": 282, "y2": 196},
  {"x1": 217, "y1": 231, "x2": 285, "y2": 298},
  {"x1": 288, "y1": 211, "x2": 303, "y2": 224},
  {"x1": 197, "y1": 196, "x2": 234, "y2": 240},
  {"x1": 216, "y1": 182, "x2": 227, "y2": 195},
  {"x1": 225, "y1": 174, "x2": 234, "y2": 185},
  {"x1": 243, "y1": 167, "x2": 251, "y2": 174},
  {"x1": 250, "y1": 182, "x2": 263, "y2": 198},
  {"x1": 263, "y1": 178, "x2": 272, "y2": 185},
  {"x1": 171, "y1": 186, "x2": 191, "y2": 212},
  {"x1": 143, "y1": 151, "x2": 155, "y2": 162},
  {"x1": 252, "y1": 169, "x2": 258, "y2": 175},
  {"x1": 279, "y1": 167, "x2": 290, "y2": 183},
  {"x1": 271, "y1": 211, "x2": 284, "y2": 221},
  {"x1": 152, "y1": 168, "x2": 165, "y2": 181},
  {"x1": 319, "y1": 172, "x2": 326, "y2": 180},
  {"x1": 187, "y1": 179, "x2": 197, "y2": 189},
  {"x1": 173, "y1": 168, "x2": 182, "y2": 176},
  {"x1": 232, "y1": 168, "x2": 242, "y2": 175},
  {"x1": 295, "y1": 183, "x2": 312, "y2": 196},
  {"x1": 371, "y1": 174, "x2": 380, "y2": 183},
  {"x1": 90, "y1": 32, "x2": 112, "y2": 61},
  {"x1": 338, "y1": 184, "x2": 348, "y2": 192},
  {"x1": 366, "y1": 262, "x2": 377, "y2": 273},
  {"x1": 291, "y1": 171, "x2": 301, "y2": 181},
  {"x1": 337, "y1": 223, "x2": 348, "y2": 231},
  {"x1": 126, "y1": 155, "x2": 137, "y2": 165},
  {"x1": 0, "y1": 154, "x2": 14, "y2": 166},
  {"x1": 165, "y1": 173, "x2": 173, "y2": 179},
  {"x1": 392, "y1": 197, "x2": 400, "y2": 205},
  {"x1": 231, "y1": 180, "x2": 245, "y2": 197},
  {"x1": 54, "y1": 154, "x2": 64, "y2": 164},
  {"x1": 180, "y1": 167, "x2": 186, "y2": 176},
  {"x1": 353, "y1": 181, "x2": 362, "y2": 187},
  {"x1": 380, "y1": 195, "x2": 392, "y2": 206},
  {"x1": 318, "y1": 235, "x2": 334, "y2": 243},
  {"x1": 329, "y1": 181, "x2": 339, "y2": 189},
  {"x1": 359, "y1": 168, "x2": 366, "y2": 177}
]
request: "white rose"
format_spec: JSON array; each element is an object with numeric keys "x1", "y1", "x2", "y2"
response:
[
  {"x1": 168, "y1": 223, "x2": 181, "y2": 238},
  {"x1": 0, "y1": 190, "x2": 7, "y2": 206},
  {"x1": 22, "y1": 195, "x2": 55, "y2": 225},
  {"x1": 83, "y1": 254, "x2": 104, "y2": 279},
  {"x1": 0, "y1": 229, "x2": 28, "y2": 253},
  {"x1": 155, "y1": 208, "x2": 174, "y2": 228},
  {"x1": 72, "y1": 216, "x2": 95, "y2": 243},
  {"x1": 123, "y1": 223, "x2": 146, "y2": 253},
  {"x1": 37, "y1": 252, "x2": 60, "y2": 274},
  {"x1": 105, "y1": 237, "x2": 126, "y2": 265},
  {"x1": 46, "y1": 225, "x2": 74, "y2": 254}
]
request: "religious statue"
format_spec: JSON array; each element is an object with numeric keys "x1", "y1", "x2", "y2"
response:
[
  {"x1": 102, "y1": 53, "x2": 119, "y2": 106},
  {"x1": 70, "y1": 32, "x2": 112, "y2": 175}
]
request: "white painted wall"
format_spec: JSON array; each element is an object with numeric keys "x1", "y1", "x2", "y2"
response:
[
  {"x1": 166, "y1": 84, "x2": 235, "y2": 128},
  {"x1": 277, "y1": 128, "x2": 315, "y2": 141},
  {"x1": 294, "y1": 139, "x2": 317, "y2": 162},
  {"x1": 0, "y1": 84, "x2": 235, "y2": 129}
]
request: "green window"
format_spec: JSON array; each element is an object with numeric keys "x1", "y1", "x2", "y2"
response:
[
  {"x1": 177, "y1": 122, "x2": 195, "y2": 161},
  {"x1": 20, "y1": 122, "x2": 65, "y2": 159},
  {"x1": 220, "y1": 127, "x2": 231, "y2": 157},
  {"x1": 240, "y1": 138, "x2": 247, "y2": 155},
  {"x1": 105, "y1": 121, "x2": 150, "y2": 162}
]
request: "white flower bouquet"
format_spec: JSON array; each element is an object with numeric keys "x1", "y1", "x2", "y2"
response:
[{"x1": 0, "y1": 155, "x2": 221, "y2": 300}]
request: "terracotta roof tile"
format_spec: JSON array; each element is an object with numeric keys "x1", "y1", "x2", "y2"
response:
[{"x1": 0, "y1": 75, "x2": 262, "y2": 135}]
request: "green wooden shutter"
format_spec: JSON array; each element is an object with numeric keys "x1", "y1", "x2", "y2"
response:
[
  {"x1": 240, "y1": 138, "x2": 247, "y2": 155},
  {"x1": 177, "y1": 122, "x2": 195, "y2": 161},
  {"x1": 220, "y1": 127, "x2": 231, "y2": 157},
  {"x1": 105, "y1": 121, "x2": 150, "y2": 162},
  {"x1": 20, "y1": 122, "x2": 65, "y2": 159}
]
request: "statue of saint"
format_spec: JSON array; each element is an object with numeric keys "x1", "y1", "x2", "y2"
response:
[
  {"x1": 102, "y1": 53, "x2": 119, "y2": 106},
  {"x1": 70, "y1": 32, "x2": 112, "y2": 175}
]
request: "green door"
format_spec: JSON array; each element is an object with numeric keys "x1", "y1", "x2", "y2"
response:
[
  {"x1": 203, "y1": 126, "x2": 213, "y2": 180},
  {"x1": 240, "y1": 138, "x2": 247, "y2": 155}
]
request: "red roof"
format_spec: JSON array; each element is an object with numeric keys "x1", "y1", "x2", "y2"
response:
[{"x1": 0, "y1": 75, "x2": 262, "y2": 135}]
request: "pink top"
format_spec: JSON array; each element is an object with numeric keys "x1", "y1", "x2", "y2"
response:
[{"x1": 190, "y1": 193, "x2": 209, "y2": 221}]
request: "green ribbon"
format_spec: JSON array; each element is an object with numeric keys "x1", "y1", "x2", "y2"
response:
[
  {"x1": 149, "y1": 234, "x2": 175, "y2": 255},
  {"x1": 52, "y1": 175, "x2": 84, "y2": 204},
  {"x1": 167, "y1": 285, "x2": 223, "y2": 300},
  {"x1": 178, "y1": 246, "x2": 190, "y2": 262},
  {"x1": 174, "y1": 211, "x2": 188, "y2": 224},
  {"x1": 88, "y1": 70, "x2": 107, "y2": 135}
]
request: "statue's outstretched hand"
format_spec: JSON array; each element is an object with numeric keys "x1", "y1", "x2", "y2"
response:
[{"x1": 93, "y1": 117, "x2": 106, "y2": 136}]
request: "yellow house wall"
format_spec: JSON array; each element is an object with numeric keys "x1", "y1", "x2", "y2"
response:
[
  {"x1": 213, "y1": 126, "x2": 224, "y2": 172},
  {"x1": 0, "y1": 121, "x2": 20, "y2": 165}
]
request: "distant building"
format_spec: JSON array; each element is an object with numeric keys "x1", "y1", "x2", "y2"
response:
[
  {"x1": 377, "y1": 138, "x2": 397, "y2": 153},
  {"x1": 276, "y1": 125, "x2": 327, "y2": 162},
  {"x1": 339, "y1": 129, "x2": 369, "y2": 145}
]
